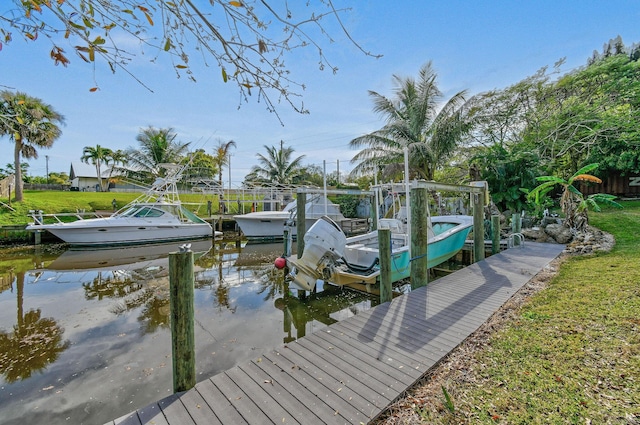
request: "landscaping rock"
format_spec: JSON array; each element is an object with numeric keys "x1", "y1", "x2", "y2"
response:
[{"x1": 545, "y1": 223, "x2": 573, "y2": 244}]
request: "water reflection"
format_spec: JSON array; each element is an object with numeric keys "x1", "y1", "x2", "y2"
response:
[
  {"x1": 0, "y1": 239, "x2": 376, "y2": 425},
  {"x1": 0, "y1": 271, "x2": 70, "y2": 383},
  {"x1": 274, "y1": 286, "x2": 379, "y2": 343}
]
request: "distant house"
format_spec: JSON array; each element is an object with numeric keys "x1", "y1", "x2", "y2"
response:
[{"x1": 69, "y1": 163, "x2": 107, "y2": 191}]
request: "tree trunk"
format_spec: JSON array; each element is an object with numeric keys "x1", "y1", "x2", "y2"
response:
[
  {"x1": 95, "y1": 162, "x2": 103, "y2": 191},
  {"x1": 14, "y1": 137, "x2": 23, "y2": 202}
]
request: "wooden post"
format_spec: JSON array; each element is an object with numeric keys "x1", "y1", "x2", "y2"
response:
[
  {"x1": 472, "y1": 191, "x2": 485, "y2": 262},
  {"x1": 491, "y1": 215, "x2": 500, "y2": 254},
  {"x1": 169, "y1": 248, "x2": 196, "y2": 393},
  {"x1": 296, "y1": 192, "x2": 306, "y2": 257},
  {"x1": 283, "y1": 228, "x2": 291, "y2": 257},
  {"x1": 378, "y1": 228, "x2": 392, "y2": 303},
  {"x1": 410, "y1": 187, "x2": 428, "y2": 289}
]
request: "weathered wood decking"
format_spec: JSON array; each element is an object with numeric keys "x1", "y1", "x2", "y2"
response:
[{"x1": 109, "y1": 242, "x2": 565, "y2": 425}]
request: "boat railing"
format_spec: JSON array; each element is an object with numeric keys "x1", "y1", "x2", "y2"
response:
[{"x1": 28, "y1": 209, "x2": 102, "y2": 225}]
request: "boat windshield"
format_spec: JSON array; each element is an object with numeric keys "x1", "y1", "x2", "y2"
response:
[{"x1": 120, "y1": 206, "x2": 165, "y2": 218}]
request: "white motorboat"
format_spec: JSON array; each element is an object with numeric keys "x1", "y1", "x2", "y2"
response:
[
  {"x1": 26, "y1": 164, "x2": 221, "y2": 247},
  {"x1": 233, "y1": 194, "x2": 346, "y2": 240}
]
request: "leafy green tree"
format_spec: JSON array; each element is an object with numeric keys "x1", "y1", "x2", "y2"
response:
[
  {"x1": 81, "y1": 144, "x2": 113, "y2": 191},
  {"x1": 247, "y1": 143, "x2": 305, "y2": 185},
  {"x1": 523, "y1": 52, "x2": 640, "y2": 177},
  {"x1": 470, "y1": 144, "x2": 541, "y2": 213},
  {"x1": 0, "y1": 90, "x2": 64, "y2": 201},
  {"x1": 125, "y1": 126, "x2": 190, "y2": 182},
  {"x1": 350, "y1": 62, "x2": 471, "y2": 181},
  {"x1": 183, "y1": 149, "x2": 217, "y2": 180}
]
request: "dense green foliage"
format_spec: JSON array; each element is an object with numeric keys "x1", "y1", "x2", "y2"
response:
[{"x1": 468, "y1": 38, "x2": 640, "y2": 212}]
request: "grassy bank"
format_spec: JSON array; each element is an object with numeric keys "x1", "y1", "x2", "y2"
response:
[{"x1": 376, "y1": 201, "x2": 640, "y2": 424}]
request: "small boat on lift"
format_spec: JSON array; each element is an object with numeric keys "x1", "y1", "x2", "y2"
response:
[
  {"x1": 287, "y1": 213, "x2": 473, "y2": 291},
  {"x1": 26, "y1": 164, "x2": 221, "y2": 247}
]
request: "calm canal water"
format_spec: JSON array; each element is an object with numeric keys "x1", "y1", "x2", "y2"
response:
[{"x1": 0, "y1": 239, "x2": 378, "y2": 425}]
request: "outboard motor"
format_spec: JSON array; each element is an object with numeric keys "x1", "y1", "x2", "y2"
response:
[{"x1": 289, "y1": 216, "x2": 346, "y2": 291}]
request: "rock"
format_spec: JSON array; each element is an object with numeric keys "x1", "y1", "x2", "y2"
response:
[
  {"x1": 521, "y1": 227, "x2": 549, "y2": 242},
  {"x1": 544, "y1": 223, "x2": 573, "y2": 244}
]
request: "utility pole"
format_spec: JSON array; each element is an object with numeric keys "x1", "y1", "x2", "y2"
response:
[
  {"x1": 227, "y1": 153, "x2": 232, "y2": 207},
  {"x1": 45, "y1": 155, "x2": 49, "y2": 184}
]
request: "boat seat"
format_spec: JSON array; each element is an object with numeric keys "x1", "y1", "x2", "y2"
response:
[{"x1": 347, "y1": 243, "x2": 365, "y2": 249}]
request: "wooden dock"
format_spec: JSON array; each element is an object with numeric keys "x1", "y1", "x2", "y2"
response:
[{"x1": 109, "y1": 241, "x2": 565, "y2": 425}]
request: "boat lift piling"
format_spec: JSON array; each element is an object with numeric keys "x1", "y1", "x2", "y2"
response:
[
  {"x1": 410, "y1": 187, "x2": 429, "y2": 289},
  {"x1": 296, "y1": 192, "x2": 306, "y2": 258},
  {"x1": 378, "y1": 228, "x2": 393, "y2": 303}
]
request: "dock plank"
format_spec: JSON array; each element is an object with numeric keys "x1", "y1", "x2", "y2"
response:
[
  {"x1": 195, "y1": 378, "x2": 247, "y2": 424},
  {"x1": 179, "y1": 388, "x2": 223, "y2": 425},
  {"x1": 239, "y1": 361, "x2": 321, "y2": 423},
  {"x1": 158, "y1": 393, "x2": 196, "y2": 425},
  {"x1": 250, "y1": 357, "x2": 345, "y2": 425},
  {"x1": 312, "y1": 327, "x2": 423, "y2": 381},
  {"x1": 284, "y1": 337, "x2": 394, "y2": 407},
  {"x1": 224, "y1": 365, "x2": 301, "y2": 424},
  {"x1": 264, "y1": 349, "x2": 374, "y2": 423},
  {"x1": 261, "y1": 351, "x2": 366, "y2": 424},
  {"x1": 107, "y1": 242, "x2": 565, "y2": 425},
  {"x1": 211, "y1": 371, "x2": 273, "y2": 424}
]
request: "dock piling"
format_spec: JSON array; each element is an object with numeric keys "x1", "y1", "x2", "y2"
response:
[
  {"x1": 472, "y1": 191, "x2": 485, "y2": 262},
  {"x1": 491, "y1": 215, "x2": 500, "y2": 254},
  {"x1": 296, "y1": 192, "x2": 306, "y2": 257},
  {"x1": 378, "y1": 228, "x2": 392, "y2": 303},
  {"x1": 410, "y1": 187, "x2": 428, "y2": 289},
  {"x1": 169, "y1": 248, "x2": 196, "y2": 393}
]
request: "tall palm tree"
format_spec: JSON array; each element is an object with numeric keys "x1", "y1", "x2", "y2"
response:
[
  {"x1": 126, "y1": 126, "x2": 189, "y2": 182},
  {"x1": 213, "y1": 139, "x2": 236, "y2": 186},
  {"x1": 213, "y1": 139, "x2": 236, "y2": 212},
  {"x1": 0, "y1": 91, "x2": 64, "y2": 201},
  {"x1": 81, "y1": 144, "x2": 113, "y2": 191},
  {"x1": 349, "y1": 62, "x2": 470, "y2": 181},
  {"x1": 249, "y1": 143, "x2": 305, "y2": 184},
  {"x1": 104, "y1": 149, "x2": 128, "y2": 189}
]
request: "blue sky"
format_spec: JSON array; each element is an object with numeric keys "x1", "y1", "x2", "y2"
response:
[{"x1": 2, "y1": 1, "x2": 640, "y2": 185}]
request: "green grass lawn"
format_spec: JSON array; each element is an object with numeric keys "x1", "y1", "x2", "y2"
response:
[{"x1": 379, "y1": 200, "x2": 640, "y2": 424}]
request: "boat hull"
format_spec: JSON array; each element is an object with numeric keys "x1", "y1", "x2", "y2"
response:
[
  {"x1": 233, "y1": 215, "x2": 322, "y2": 239},
  {"x1": 28, "y1": 217, "x2": 214, "y2": 247},
  {"x1": 287, "y1": 215, "x2": 473, "y2": 290}
]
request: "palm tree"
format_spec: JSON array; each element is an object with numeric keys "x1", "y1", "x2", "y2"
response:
[
  {"x1": 349, "y1": 62, "x2": 470, "y2": 181},
  {"x1": 213, "y1": 139, "x2": 236, "y2": 212},
  {"x1": 104, "y1": 149, "x2": 128, "y2": 189},
  {"x1": 81, "y1": 144, "x2": 113, "y2": 191},
  {"x1": 248, "y1": 143, "x2": 305, "y2": 184},
  {"x1": 125, "y1": 126, "x2": 189, "y2": 182},
  {"x1": 0, "y1": 91, "x2": 64, "y2": 201},
  {"x1": 528, "y1": 163, "x2": 622, "y2": 231}
]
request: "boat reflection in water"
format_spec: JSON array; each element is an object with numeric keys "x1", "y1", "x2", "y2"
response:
[{"x1": 0, "y1": 240, "x2": 376, "y2": 425}]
